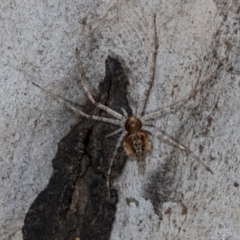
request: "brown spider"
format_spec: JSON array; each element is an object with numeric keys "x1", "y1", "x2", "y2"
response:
[
  {"x1": 33, "y1": 18, "x2": 214, "y2": 198},
  {"x1": 33, "y1": 57, "x2": 214, "y2": 199}
]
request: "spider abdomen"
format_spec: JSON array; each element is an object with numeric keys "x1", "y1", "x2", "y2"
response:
[
  {"x1": 123, "y1": 130, "x2": 152, "y2": 173},
  {"x1": 123, "y1": 132, "x2": 149, "y2": 156}
]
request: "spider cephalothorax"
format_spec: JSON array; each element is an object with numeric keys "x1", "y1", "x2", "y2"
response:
[{"x1": 123, "y1": 116, "x2": 151, "y2": 173}]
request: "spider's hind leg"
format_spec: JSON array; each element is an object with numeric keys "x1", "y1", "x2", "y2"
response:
[{"x1": 144, "y1": 126, "x2": 213, "y2": 174}]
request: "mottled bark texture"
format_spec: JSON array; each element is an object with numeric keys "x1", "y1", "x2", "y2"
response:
[{"x1": 22, "y1": 57, "x2": 131, "y2": 240}]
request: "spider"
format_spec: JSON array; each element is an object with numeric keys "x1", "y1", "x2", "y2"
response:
[
  {"x1": 33, "y1": 19, "x2": 214, "y2": 198},
  {"x1": 33, "y1": 52, "x2": 214, "y2": 199}
]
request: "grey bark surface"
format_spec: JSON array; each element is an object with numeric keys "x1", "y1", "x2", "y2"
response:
[{"x1": 1, "y1": 0, "x2": 240, "y2": 239}]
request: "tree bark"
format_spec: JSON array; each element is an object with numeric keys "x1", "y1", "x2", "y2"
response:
[{"x1": 1, "y1": 0, "x2": 240, "y2": 239}]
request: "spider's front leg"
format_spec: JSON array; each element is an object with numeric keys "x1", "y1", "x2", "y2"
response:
[
  {"x1": 136, "y1": 14, "x2": 158, "y2": 119},
  {"x1": 141, "y1": 69, "x2": 217, "y2": 122},
  {"x1": 32, "y1": 82, "x2": 122, "y2": 126},
  {"x1": 78, "y1": 77, "x2": 125, "y2": 121},
  {"x1": 76, "y1": 48, "x2": 125, "y2": 122}
]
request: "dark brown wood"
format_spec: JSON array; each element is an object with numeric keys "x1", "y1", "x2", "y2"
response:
[{"x1": 22, "y1": 56, "x2": 131, "y2": 240}]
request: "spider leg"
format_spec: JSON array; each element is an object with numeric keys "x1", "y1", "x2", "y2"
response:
[
  {"x1": 106, "y1": 130, "x2": 126, "y2": 199},
  {"x1": 76, "y1": 50, "x2": 125, "y2": 121},
  {"x1": 106, "y1": 127, "x2": 124, "y2": 138},
  {"x1": 32, "y1": 82, "x2": 122, "y2": 126},
  {"x1": 144, "y1": 126, "x2": 213, "y2": 174},
  {"x1": 141, "y1": 86, "x2": 197, "y2": 121},
  {"x1": 140, "y1": 120, "x2": 156, "y2": 126},
  {"x1": 120, "y1": 107, "x2": 128, "y2": 118},
  {"x1": 136, "y1": 14, "x2": 158, "y2": 118},
  {"x1": 79, "y1": 77, "x2": 125, "y2": 121},
  {"x1": 141, "y1": 71, "x2": 216, "y2": 121}
]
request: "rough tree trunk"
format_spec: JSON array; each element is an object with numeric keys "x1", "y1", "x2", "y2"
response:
[{"x1": 1, "y1": 0, "x2": 240, "y2": 239}]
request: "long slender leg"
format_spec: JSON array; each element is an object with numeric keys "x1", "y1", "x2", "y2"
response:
[
  {"x1": 76, "y1": 49, "x2": 125, "y2": 121},
  {"x1": 120, "y1": 107, "x2": 128, "y2": 118},
  {"x1": 106, "y1": 130, "x2": 126, "y2": 199},
  {"x1": 136, "y1": 14, "x2": 158, "y2": 118},
  {"x1": 79, "y1": 77, "x2": 125, "y2": 120},
  {"x1": 106, "y1": 127, "x2": 124, "y2": 138},
  {"x1": 144, "y1": 126, "x2": 213, "y2": 174},
  {"x1": 141, "y1": 69, "x2": 217, "y2": 121},
  {"x1": 32, "y1": 82, "x2": 122, "y2": 126}
]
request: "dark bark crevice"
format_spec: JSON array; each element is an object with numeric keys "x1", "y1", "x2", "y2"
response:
[{"x1": 22, "y1": 56, "x2": 130, "y2": 240}]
